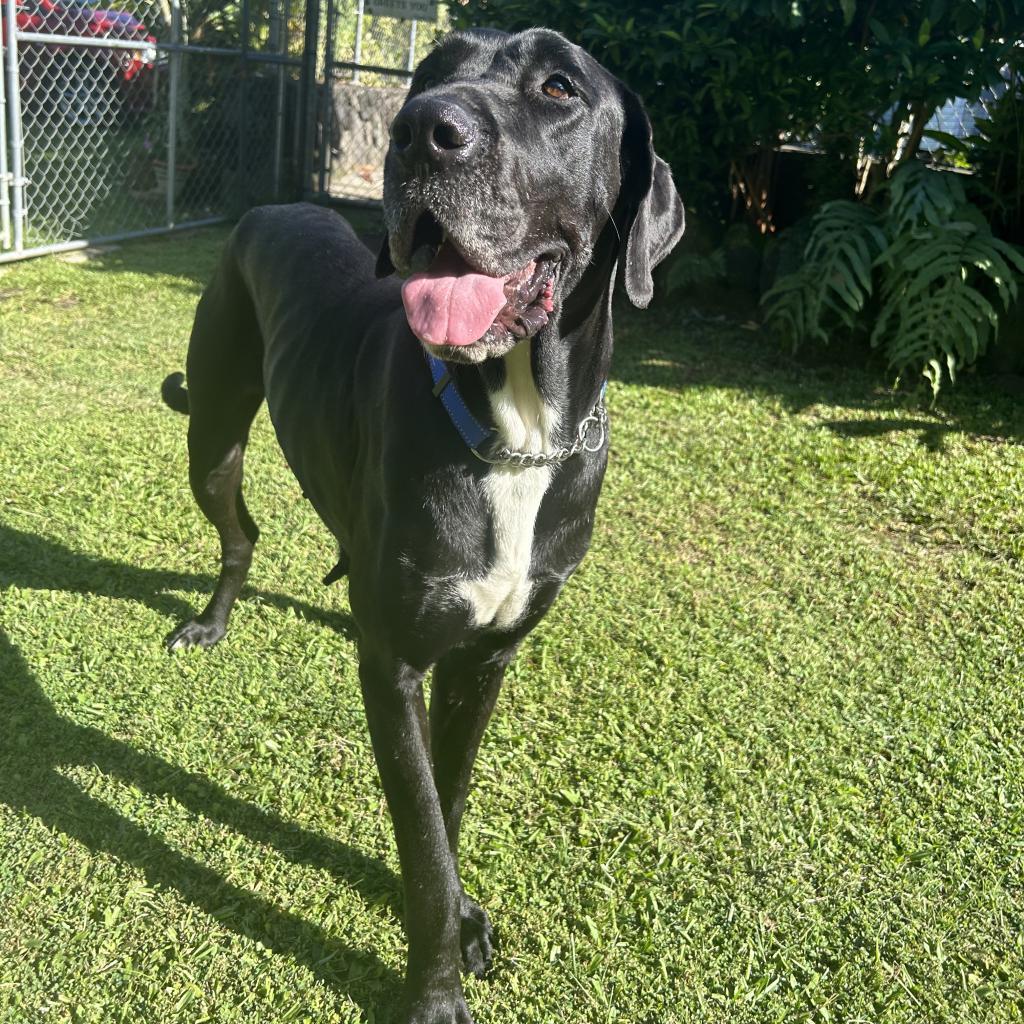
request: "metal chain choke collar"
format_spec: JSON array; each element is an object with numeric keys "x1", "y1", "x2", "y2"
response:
[{"x1": 471, "y1": 394, "x2": 608, "y2": 467}]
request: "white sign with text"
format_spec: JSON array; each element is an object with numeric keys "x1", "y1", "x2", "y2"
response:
[{"x1": 365, "y1": 0, "x2": 439, "y2": 21}]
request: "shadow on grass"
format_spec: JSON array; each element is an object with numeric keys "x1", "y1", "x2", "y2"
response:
[
  {"x1": 612, "y1": 306, "x2": 1024, "y2": 450},
  {"x1": 0, "y1": 523, "x2": 359, "y2": 642},
  {"x1": 0, "y1": 523, "x2": 403, "y2": 1016},
  {"x1": 816, "y1": 417, "x2": 962, "y2": 453}
]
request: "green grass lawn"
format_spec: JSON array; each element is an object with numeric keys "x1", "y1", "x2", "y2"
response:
[{"x1": 1, "y1": 225, "x2": 1023, "y2": 1024}]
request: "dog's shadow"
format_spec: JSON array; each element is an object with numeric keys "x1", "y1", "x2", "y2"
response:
[{"x1": 0, "y1": 522, "x2": 403, "y2": 1013}]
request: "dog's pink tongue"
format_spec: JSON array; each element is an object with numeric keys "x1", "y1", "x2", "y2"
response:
[{"x1": 402, "y1": 244, "x2": 508, "y2": 347}]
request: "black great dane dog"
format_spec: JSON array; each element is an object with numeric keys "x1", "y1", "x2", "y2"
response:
[{"x1": 161, "y1": 26, "x2": 683, "y2": 1024}]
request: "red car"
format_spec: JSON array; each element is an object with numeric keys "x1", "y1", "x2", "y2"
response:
[{"x1": 4, "y1": 0, "x2": 157, "y2": 126}]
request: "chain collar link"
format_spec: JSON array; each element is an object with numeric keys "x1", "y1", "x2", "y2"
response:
[{"x1": 471, "y1": 393, "x2": 608, "y2": 467}]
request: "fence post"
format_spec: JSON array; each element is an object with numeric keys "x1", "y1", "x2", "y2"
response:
[
  {"x1": 407, "y1": 18, "x2": 417, "y2": 73},
  {"x1": 317, "y1": 0, "x2": 336, "y2": 196},
  {"x1": 352, "y1": 0, "x2": 364, "y2": 83},
  {"x1": 3, "y1": 0, "x2": 25, "y2": 251},
  {"x1": 270, "y1": 0, "x2": 286, "y2": 200},
  {"x1": 0, "y1": 18, "x2": 11, "y2": 250},
  {"x1": 237, "y1": 0, "x2": 250, "y2": 207},
  {"x1": 297, "y1": 0, "x2": 321, "y2": 198},
  {"x1": 166, "y1": 0, "x2": 182, "y2": 226}
]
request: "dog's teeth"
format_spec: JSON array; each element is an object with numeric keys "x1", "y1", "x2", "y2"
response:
[{"x1": 410, "y1": 244, "x2": 438, "y2": 273}]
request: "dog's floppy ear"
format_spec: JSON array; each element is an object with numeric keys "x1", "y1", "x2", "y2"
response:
[
  {"x1": 376, "y1": 234, "x2": 395, "y2": 278},
  {"x1": 616, "y1": 86, "x2": 685, "y2": 308}
]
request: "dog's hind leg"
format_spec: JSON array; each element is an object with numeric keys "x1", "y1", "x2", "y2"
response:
[
  {"x1": 165, "y1": 284, "x2": 265, "y2": 651},
  {"x1": 166, "y1": 390, "x2": 264, "y2": 651},
  {"x1": 167, "y1": 405, "x2": 262, "y2": 651},
  {"x1": 429, "y1": 637, "x2": 521, "y2": 979}
]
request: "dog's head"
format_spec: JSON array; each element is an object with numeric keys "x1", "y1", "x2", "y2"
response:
[{"x1": 378, "y1": 27, "x2": 684, "y2": 363}]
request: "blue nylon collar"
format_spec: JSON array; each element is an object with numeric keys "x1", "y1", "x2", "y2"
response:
[
  {"x1": 424, "y1": 350, "x2": 494, "y2": 451},
  {"x1": 423, "y1": 346, "x2": 608, "y2": 466}
]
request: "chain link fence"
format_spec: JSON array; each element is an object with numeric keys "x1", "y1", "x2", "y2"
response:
[
  {"x1": 0, "y1": 0, "x2": 441, "y2": 262},
  {"x1": 919, "y1": 77, "x2": 1010, "y2": 155}
]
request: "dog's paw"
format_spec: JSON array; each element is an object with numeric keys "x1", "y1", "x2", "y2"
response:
[
  {"x1": 403, "y1": 991, "x2": 475, "y2": 1024},
  {"x1": 166, "y1": 619, "x2": 224, "y2": 652},
  {"x1": 460, "y1": 896, "x2": 496, "y2": 979}
]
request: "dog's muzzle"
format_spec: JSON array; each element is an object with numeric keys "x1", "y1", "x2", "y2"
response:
[{"x1": 389, "y1": 95, "x2": 479, "y2": 176}]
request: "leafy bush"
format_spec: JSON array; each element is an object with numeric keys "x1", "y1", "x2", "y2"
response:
[
  {"x1": 663, "y1": 249, "x2": 727, "y2": 296},
  {"x1": 762, "y1": 163, "x2": 1024, "y2": 395},
  {"x1": 760, "y1": 203, "x2": 886, "y2": 345},
  {"x1": 967, "y1": 73, "x2": 1024, "y2": 245},
  {"x1": 450, "y1": 1, "x2": 1018, "y2": 224}
]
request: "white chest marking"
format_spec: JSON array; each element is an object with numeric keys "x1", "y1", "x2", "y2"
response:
[{"x1": 457, "y1": 343, "x2": 560, "y2": 629}]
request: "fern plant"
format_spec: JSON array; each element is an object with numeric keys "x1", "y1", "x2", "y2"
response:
[
  {"x1": 762, "y1": 201, "x2": 886, "y2": 346},
  {"x1": 762, "y1": 162, "x2": 1024, "y2": 396},
  {"x1": 888, "y1": 159, "x2": 966, "y2": 231},
  {"x1": 873, "y1": 208, "x2": 1024, "y2": 393}
]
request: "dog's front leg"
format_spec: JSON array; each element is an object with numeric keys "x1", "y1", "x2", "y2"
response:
[
  {"x1": 430, "y1": 639, "x2": 519, "y2": 979},
  {"x1": 359, "y1": 650, "x2": 473, "y2": 1024}
]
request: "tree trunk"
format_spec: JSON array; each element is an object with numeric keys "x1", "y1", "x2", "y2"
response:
[{"x1": 887, "y1": 99, "x2": 930, "y2": 176}]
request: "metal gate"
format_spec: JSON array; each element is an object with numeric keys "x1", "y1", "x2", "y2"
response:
[
  {"x1": 310, "y1": 0, "x2": 444, "y2": 204},
  {"x1": 0, "y1": 0, "x2": 442, "y2": 263}
]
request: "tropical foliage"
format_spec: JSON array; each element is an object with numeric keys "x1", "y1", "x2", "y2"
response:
[
  {"x1": 760, "y1": 202, "x2": 886, "y2": 346},
  {"x1": 763, "y1": 163, "x2": 1024, "y2": 395},
  {"x1": 450, "y1": 0, "x2": 1020, "y2": 222}
]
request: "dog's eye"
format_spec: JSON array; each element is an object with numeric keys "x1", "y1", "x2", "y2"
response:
[{"x1": 541, "y1": 75, "x2": 573, "y2": 100}]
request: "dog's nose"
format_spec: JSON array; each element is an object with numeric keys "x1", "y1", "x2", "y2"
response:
[{"x1": 390, "y1": 96, "x2": 477, "y2": 172}]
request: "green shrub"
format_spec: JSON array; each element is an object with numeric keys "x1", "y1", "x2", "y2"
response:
[
  {"x1": 761, "y1": 202, "x2": 886, "y2": 346},
  {"x1": 663, "y1": 249, "x2": 727, "y2": 296},
  {"x1": 762, "y1": 163, "x2": 1024, "y2": 395},
  {"x1": 450, "y1": 1, "x2": 1018, "y2": 224},
  {"x1": 967, "y1": 74, "x2": 1024, "y2": 245}
]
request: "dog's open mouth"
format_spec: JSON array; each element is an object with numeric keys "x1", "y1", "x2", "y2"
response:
[{"x1": 399, "y1": 211, "x2": 557, "y2": 351}]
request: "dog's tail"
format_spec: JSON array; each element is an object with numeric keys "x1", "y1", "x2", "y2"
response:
[{"x1": 161, "y1": 372, "x2": 190, "y2": 415}]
